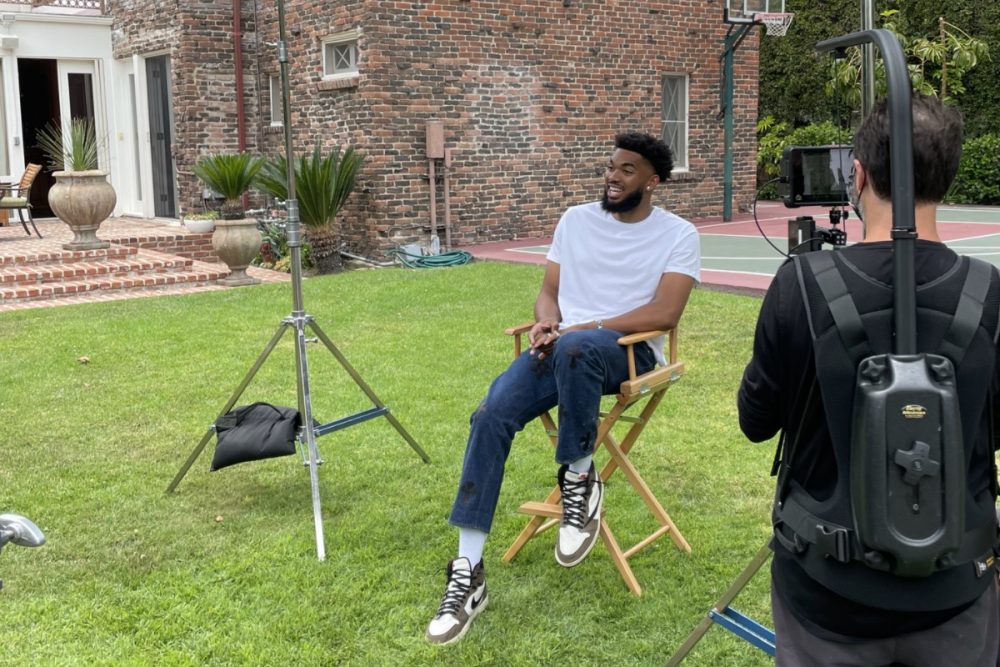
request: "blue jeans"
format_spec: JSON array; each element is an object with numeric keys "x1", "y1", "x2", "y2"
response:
[{"x1": 448, "y1": 328, "x2": 656, "y2": 533}]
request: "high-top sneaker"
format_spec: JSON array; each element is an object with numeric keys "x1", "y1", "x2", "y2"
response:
[
  {"x1": 425, "y1": 557, "x2": 488, "y2": 645},
  {"x1": 555, "y1": 463, "x2": 604, "y2": 567}
]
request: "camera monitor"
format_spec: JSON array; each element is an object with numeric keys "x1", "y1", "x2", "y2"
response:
[{"x1": 779, "y1": 144, "x2": 852, "y2": 208}]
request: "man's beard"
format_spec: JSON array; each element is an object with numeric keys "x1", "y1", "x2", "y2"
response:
[{"x1": 600, "y1": 186, "x2": 644, "y2": 214}]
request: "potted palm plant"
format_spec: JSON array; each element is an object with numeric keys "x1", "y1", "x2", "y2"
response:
[
  {"x1": 36, "y1": 117, "x2": 116, "y2": 251},
  {"x1": 192, "y1": 153, "x2": 265, "y2": 286},
  {"x1": 256, "y1": 144, "x2": 364, "y2": 274}
]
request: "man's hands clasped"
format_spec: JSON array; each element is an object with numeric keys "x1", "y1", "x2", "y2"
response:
[{"x1": 528, "y1": 320, "x2": 561, "y2": 360}]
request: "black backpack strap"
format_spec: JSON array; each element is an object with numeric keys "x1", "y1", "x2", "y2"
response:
[
  {"x1": 939, "y1": 257, "x2": 992, "y2": 367},
  {"x1": 802, "y1": 251, "x2": 873, "y2": 359}
]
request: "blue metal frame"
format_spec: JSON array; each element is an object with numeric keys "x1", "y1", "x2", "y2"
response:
[{"x1": 709, "y1": 607, "x2": 776, "y2": 656}]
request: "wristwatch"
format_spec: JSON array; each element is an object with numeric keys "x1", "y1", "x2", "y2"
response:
[{"x1": 596, "y1": 319, "x2": 604, "y2": 329}]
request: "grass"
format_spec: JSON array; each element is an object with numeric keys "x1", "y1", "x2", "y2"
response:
[{"x1": 0, "y1": 262, "x2": 776, "y2": 666}]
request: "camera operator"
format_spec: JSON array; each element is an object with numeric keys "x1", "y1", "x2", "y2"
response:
[{"x1": 738, "y1": 94, "x2": 1000, "y2": 666}]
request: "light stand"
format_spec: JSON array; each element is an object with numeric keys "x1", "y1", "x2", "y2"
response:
[{"x1": 167, "y1": 0, "x2": 429, "y2": 561}]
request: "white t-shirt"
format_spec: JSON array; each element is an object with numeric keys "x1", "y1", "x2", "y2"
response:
[{"x1": 546, "y1": 201, "x2": 701, "y2": 365}]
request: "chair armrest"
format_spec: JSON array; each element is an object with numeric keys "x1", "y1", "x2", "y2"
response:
[
  {"x1": 505, "y1": 321, "x2": 536, "y2": 358},
  {"x1": 0, "y1": 185, "x2": 23, "y2": 196},
  {"x1": 616, "y1": 330, "x2": 667, "y2": 346},
  {"x1": 618, "y1": 328, "x2": 679, "y2": 381},
  {"x1": 505, "y1": 322, "x2": 535, "y2": 336}
]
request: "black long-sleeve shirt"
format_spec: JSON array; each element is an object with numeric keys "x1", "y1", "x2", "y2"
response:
[{"x1": 739, "y1": 240, "x2": 1000, "y2": 639}]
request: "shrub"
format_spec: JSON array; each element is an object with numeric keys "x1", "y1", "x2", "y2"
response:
[
  {"x1": 757, "y1": 118, "x2": 852, "y2": 200},
  {"x1": 946, "y1": 133, "x2": 1000, "y2": 205}
]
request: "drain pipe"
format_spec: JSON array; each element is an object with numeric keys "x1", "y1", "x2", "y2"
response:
[
  {"x1": 233, "y1": 0, "x2": 248, "y2": 206},
  {"x1": 443, "y1": 147, "x2": 452, "y2": 251}
]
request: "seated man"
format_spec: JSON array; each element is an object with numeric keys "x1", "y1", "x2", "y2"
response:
[{"x1": 426, "y1": 130, "x2": 701, "y2": 644}]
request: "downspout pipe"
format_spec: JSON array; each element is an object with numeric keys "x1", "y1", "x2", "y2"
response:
[{"x1": 233, "y1": 0, "x2": 248, "y2": 207}]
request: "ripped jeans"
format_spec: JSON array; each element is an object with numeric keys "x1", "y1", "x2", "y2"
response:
[{"x1": 448, "y1": 328, "x2": 656, "y2": 533}]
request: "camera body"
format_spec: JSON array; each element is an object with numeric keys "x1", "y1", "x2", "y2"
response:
[{"x1": 779, "y1": 144, "x2": 852, "y2": 208}]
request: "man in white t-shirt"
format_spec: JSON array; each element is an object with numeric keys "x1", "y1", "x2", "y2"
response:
[{"x1": 426, "y1": 131, "x2": 701, "y2": 645}]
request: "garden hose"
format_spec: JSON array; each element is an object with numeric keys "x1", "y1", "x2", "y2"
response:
[{"x1": 388, "y1": 247, "x2": 473, "y2": 268}]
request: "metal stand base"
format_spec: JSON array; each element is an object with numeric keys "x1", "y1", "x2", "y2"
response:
[
  {"x1": 666, "y1": 542, "x2": 775, "y2": 665},
  {"x1": 166, "y1": 311, "x2": 429, "y2": 561}
]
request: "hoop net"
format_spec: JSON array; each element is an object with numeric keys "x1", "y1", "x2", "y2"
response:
[{"x1": 754, "y1": 12, "x2": 793, "y2": 37}]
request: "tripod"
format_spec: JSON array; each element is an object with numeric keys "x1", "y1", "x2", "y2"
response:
[
  {"x1": 666, "y1": 541, "x2": 774, "y2": 665},
  {"x1": 166, "y1": 0, "x2": 429, "y2": 561}
]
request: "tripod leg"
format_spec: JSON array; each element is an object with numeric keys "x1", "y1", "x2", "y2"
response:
[
  {"x1": 291, "y1": 314, "x2": 327, "y2": 561},
  {"x1": 307, "y1": 320, "x2": 430, "y2": 463},
  {"x1": 665, "y1": 542, "x2": 773, "y2": 666},
  {"x1": 166, "y1": 322, "x2": 291, "y2": 493}
]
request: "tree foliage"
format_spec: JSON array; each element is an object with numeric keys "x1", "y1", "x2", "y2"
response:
[
  {"x1": 760, "y1": 1, "x2": 1000, "y2": 136},
  {"x1": 826, "y1": 10, "x2": 989, "y2": 107}
]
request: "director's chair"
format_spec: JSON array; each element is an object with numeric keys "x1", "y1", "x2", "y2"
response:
[{"x1": 501, "y1": 323, "x2": 692, "y2": 596}]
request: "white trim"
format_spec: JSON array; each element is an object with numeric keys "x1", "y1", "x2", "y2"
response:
[{"x1": 3, "y1": 12, "x2": 112, "y2": 27}]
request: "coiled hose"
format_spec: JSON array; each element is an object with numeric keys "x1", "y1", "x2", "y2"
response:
[{"x1": 388, "y1": 248, "x2": 474, "y2": 268}]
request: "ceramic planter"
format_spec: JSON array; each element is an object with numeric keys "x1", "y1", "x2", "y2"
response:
[
  {"x1": 212, "y1": 218, "x2": 262, "y2": 286},
  {"x1": 183, "y1": 216, "x2": 216, "y2": 234},
  {"x1": 48, "y1": 170, "x2": 116, "y2": 251}
]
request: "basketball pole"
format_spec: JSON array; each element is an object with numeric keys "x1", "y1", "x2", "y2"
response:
[{"x1": 861, "y1": 0, "x2": 876, "y2": 115}]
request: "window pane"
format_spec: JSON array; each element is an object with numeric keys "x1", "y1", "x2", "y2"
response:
[
  {"x1": 270, "y1": 76, "x2": 283, "y2": 125},
  {"x1": 661, "y1": 75, "x2": 688, "y2": 169},
  {"x1": 68, "y1": 73, "x2": 95, "y2": 123},
  {"x1": 323, "y1": 35, "x2": 359, "y2": 77},
  {"x1": 324, "y1": 43, "x2": 335, "y2": 76}
]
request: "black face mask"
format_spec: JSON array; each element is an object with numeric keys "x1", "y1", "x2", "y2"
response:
[{"x1": 600, "y1": 186, "x2": 644, "y2": 214}]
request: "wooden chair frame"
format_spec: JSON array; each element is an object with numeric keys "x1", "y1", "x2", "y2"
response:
[{"x1": 500, "y1": 323, "x2": 691, "y2": 595}]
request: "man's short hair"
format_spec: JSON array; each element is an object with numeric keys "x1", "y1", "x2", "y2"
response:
[
  {"x1": 852, "y1": 93, "x2": 963, "y2": 204},
  {"x1": 614, "y1": 131, "x2": 674, "y2": 182}
]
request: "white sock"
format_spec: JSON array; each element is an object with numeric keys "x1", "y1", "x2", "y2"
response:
[
  {"x1": 458, "y1": 528, "x2": 487, "y2": 567},
  {"x1": 568, "y1": 455, "x2": 593, "y2": 475}
]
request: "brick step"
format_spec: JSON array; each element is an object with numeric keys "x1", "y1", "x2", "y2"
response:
[
  {"x1": 0, "y1": 244, "x2": 137, "y2": 267},
  {"x1": 0, "y1": 251, "x2": 196, "y2": 286},
  {"x1": 0, "y1": 263, "x2": 231, "y2": 304},
  {"x1": 114, "y1": 231, "x2": 218, "y2": 262}
]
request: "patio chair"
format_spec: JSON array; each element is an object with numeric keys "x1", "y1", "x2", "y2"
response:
[
  {"x1": 500, "y1": 323, "x2": 692, "y2": 596},
  {"x1": 0, "y1": 163, "x2": 43, "y2": 238}
]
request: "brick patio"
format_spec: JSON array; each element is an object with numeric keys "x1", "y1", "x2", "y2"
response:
[{"x1": 0, "y1": 216, "x2": 289, "y2": 312}]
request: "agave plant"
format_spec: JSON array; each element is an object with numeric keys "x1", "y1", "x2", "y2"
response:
[
  {"x1": 256, "y1": 145, "x2": 364, "y2": 227},
  {"x1": 35, "y1": 117, "x2": 100, "y2": 172},
  {"x1": 193, "y1": 153, "x2": 266, "y2": 219}
]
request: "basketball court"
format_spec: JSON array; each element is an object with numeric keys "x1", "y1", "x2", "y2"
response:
[{"x1": 466, "y1": 203, "x2": 1000, "y2": 294}]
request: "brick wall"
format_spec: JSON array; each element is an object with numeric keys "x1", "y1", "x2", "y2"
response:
[{"x1": 115, "y1": 0, "x2": 759, "y2": 256}]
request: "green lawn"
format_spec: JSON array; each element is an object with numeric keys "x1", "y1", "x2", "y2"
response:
[{"x1": 0, "y1": 262, "x2": 776, "y2": 666}]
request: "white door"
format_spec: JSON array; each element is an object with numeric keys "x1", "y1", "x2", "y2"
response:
[
  {"x1": 55, "y1": 60, "x2": 106, "y2": 169},
  {"x1": 111, "y1": 57, "x2": 146, "y2": 217}
]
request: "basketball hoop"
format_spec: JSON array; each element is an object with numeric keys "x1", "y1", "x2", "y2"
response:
[{"x1": 754, "y1": 12, "x2": 793, "y2": 37}]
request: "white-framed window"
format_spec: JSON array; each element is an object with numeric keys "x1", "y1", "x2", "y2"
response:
[
  {"x1": 322, "y1": 29, "x2": 361, "y2": 79},
  {"x1": 269, "y1": 75, "x2": 283, "y2": 126},
  {"x1": 661, "y1": 74, "x2": 689, "y2": 171}
]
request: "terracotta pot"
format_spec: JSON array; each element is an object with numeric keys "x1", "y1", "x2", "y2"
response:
[
  {"x1": 212, "y1": 218, "x2": 262, "y2": 286},
  {"x1": 48, "y1": 170, "x2": 116, "y2": 251}
]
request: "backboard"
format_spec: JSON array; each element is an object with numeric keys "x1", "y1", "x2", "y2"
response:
[{"x1": 724, "y1": 0, "x2": 786, "y2": 24}]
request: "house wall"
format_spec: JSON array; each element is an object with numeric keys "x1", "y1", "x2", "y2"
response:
[
  {"x1": 111, "y1": 0, "x2": 267, "y2": 217},
  {"x1": 115, "y1": 0, "x2": 759, "y2": 255}
]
